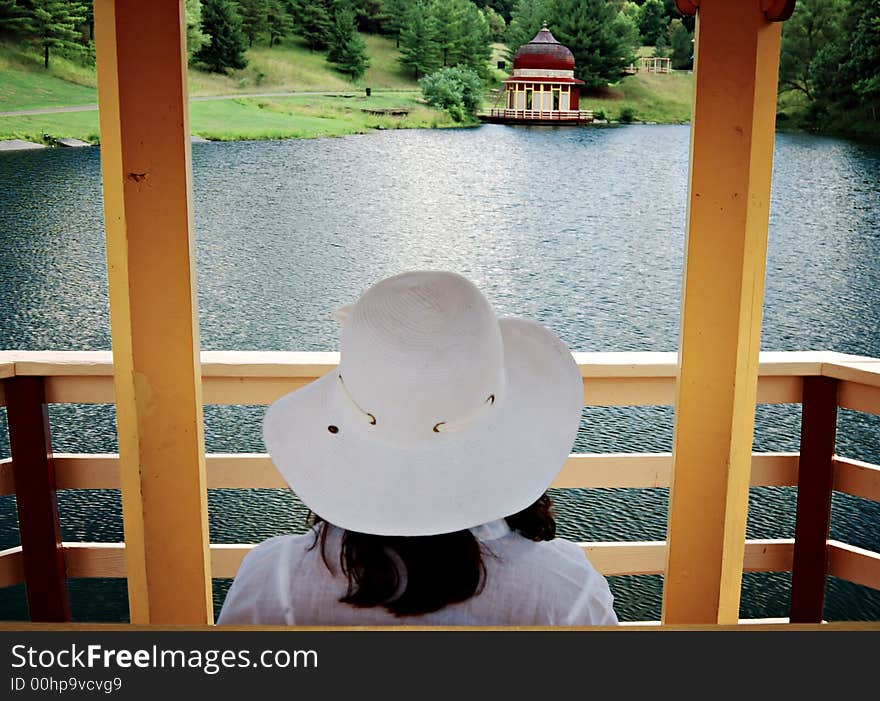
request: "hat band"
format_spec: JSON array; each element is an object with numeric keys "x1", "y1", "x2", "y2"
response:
[{"x1": 337, "y1": 374, "x2": 497, "y2": 434}]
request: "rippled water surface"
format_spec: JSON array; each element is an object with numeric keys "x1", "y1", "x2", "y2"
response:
[{"x1": 1, "y1": 125, "x2": 878, "y2": 622}]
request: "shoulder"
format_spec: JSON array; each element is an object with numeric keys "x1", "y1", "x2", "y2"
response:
[
  {"x1": 244, "y1": 531, "x2": 315, "y2": 567},
  {"x1": 493, "y1": 533, "x2": 595, "y2": 578},
  {"x1": 541, "y1": 538, "x2": 618, "y2": 625},
  {"x1": 533, "y1": 537, "x2": 607, "y2": 590},
  {"x1": 487, "y1": 534, "x2": 618, "y2": 626},
  {"x1": 216, "y1": 531, "x2": 318, "y2": 626}
]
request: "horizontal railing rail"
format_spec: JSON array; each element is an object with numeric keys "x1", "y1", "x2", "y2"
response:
[
  {"x1": 3, "y1": 350, "x2": 877, "y2": 408},
  {"x1": 2, "y1": 539, "x2": 878, "y2": 592},
  {"x1": 1, "y1": 350, "x2": 878, "y2": 622},
  {"x1": 488, "y1": 108, "x2": 595, "y2": 121},
  {"x1": 0, "y1": 451, "x2": 872, "y2": 499}
]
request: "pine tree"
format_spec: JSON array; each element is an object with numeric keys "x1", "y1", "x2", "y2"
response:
[
  {"x1": 668, "y1": 18, "x2": 692, "y2": 69},
  {"x1": 455, "y1": 2, "x2": 491, "y2": 73},
  {"x1": 552, "y1": 0, "x2": 634, "y2": 88},
  {"x1": 20, "y1": 0, "x2": 86, "y2": 68},
  {"x1": 196, "y1": 0, "x2": 248, "y2": 72},
  {"x1": 381, "y1": 0, "x2": 408, "y2": 46},
  {"x1": 237, "y1": 0, "x2": 270, "y2": 47},
  {"x1": 0, "y1": 0, "x2": 28, "y2": 36},
  {"x1": 187, "y1": 0, "x2": 210, "y2": 58},
  {"x1": 637, "y1": 0, "x2": 666, "y2": 47},
  {"x1": 506, "y1": 0, "x2": 552, "y2": 57},
  {"x1": 266, "y1": 0, "x2": 293, "y2": 46},
  {"x1": 429, "y1": 0, "x2": 466, "y2": 67},
  {"x1": 327, "y1": 2, "x2": 369, "y2": 79},
  {"x1": 398, "y1": 1, "x2": 440, "y2": 78},
  {"x1": 352, "y1": 0, "x2": 386, "y2": 33},
  {"x1": 295, "y1": 0, "x2": 332, "y2": 50}
]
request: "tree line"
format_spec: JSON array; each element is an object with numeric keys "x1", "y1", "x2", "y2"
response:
[
  {"x1": 0, "y1": 0, "x2": 707, "y2": 88},
  {"x1": 0, "y1": 0, "x2": 374, "y2": 78},
  {"x1": 2, "y1": 0, "x2": 877, "y2": 134},
  {"x1": 778, "y1": 0, "x2": 879, "y2": 132},
  {"x1": 505, "y1": 0, "x2": 694, "y2": 89},
  {"x1": 0, "y1": 0, "x2": 498, "y2": 81}
]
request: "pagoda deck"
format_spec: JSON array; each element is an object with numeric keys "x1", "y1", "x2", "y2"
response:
[{"x1": 481, "y1": 108, "x2": 595, "y2": 125}]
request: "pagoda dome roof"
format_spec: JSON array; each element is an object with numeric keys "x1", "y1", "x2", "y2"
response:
[{"x1": 513, "y1": 26, "x2": 576, "y2": 72}]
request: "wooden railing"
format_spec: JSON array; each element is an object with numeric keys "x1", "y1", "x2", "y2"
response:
[
  {"x1": 1, "y1": 350, "x2": 879, "y2": 622},
  {"x1": 488, "y1": 108, "x2": 594, "y2": 122}
]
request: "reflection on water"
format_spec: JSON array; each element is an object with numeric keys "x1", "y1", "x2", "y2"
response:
[{"x1": 0, "y1": 125, "x2": 878, "y2": 622}]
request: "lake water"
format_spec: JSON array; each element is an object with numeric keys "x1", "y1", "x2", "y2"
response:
[{"x1": 1, "y1": 124, "x2": 878, "y2": 622}]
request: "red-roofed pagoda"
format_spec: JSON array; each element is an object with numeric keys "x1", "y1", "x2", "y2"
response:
[{"x1": 486, "y1": 25, "x2": 591, "y2": 125}]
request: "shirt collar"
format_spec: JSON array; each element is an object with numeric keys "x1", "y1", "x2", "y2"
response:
[{"x1": 469, "y1": 519, "x2": 511, "y2": 542}]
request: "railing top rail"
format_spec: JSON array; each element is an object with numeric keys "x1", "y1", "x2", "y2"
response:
[
  {"x1": 0, "y1": 350, "x2": 875, "y2": 380},
  {"x1": 820, "y1": 360, "x2": 880, "y2": 388}
]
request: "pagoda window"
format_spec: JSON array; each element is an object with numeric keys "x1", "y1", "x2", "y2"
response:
[
  {"x1": 552, "y1": 89, "x2": 560, "y2": 111},
  {"x1": 525, "y1": 89, "x2": 533, "y2": 110}
]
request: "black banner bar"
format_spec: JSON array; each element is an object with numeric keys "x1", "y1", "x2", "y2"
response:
[{"x1": 2, "y1": 627, "x2": 878, "y2": 698}]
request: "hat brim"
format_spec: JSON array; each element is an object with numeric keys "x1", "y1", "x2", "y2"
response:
[{"x1": 262, "y1": 317, "x2": 583, "y2": 536}]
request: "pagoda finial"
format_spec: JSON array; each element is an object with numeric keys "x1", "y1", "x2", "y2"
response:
[{"x1": 542, "y1": 21, "x2": 548, "y2": 29}]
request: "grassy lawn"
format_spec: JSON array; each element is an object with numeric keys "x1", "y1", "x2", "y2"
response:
[
  {"x1": 0, "y1": 68, "x2": 96, "y2": 111},
  {"x1": 0, "y1": 92, "x2": 461, "y2": 143},
  {"x1": 580, "y1": 71, "x2": 693, "y2": 124},
  {"x1": 0, "y1": 43, "x2": 97, "y2": 110},
  {"x1": 0, "y1": 110, "x2": 101, "y2": 142},
  {"x1": 0, "y1": 34, "x2": 447, "y2": 142},
  {"x1": 192, "y1": 93, "x2": 460, "y2": 141}
]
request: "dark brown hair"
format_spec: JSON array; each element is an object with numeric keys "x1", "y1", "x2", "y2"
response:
[{"x1": 308, "y1": 493, "x2": 556, "y2": 617}]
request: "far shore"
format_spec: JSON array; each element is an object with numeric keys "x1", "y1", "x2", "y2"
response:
[
  {"x1": 0, "y1": 120, "x2": 693, "y2": 151},
  {"x1": 0, "y1": 92, "x2": 476, "y2": 146}
]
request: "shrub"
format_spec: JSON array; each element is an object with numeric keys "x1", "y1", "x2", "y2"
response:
[
  {"x1": 419, "y1": 66, "x2": 484, "y2": 121},
  {"x1": 594, "y1": 108, "x2": 606, "y2": 121},
  {"x1": 619, "y1": 106, "x2": 635, "y2": 123},
  {"x1": 447, "y1": 104, "x2": 466, "y2": 123}
]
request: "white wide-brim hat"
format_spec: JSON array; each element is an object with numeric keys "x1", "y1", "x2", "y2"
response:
[{"x1": 263, "y1": 271, "x2": 583, "y2": 536}]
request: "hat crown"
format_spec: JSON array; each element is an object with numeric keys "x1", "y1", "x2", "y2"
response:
[{"x1": 338, "y1": 272, "x2": 505, "y2": 440}]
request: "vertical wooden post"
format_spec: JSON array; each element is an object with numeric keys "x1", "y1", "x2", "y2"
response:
[
  {"x1": 789, "y1": 376, "x2": 838, "y2": 623},
  {"x1": 663, "y1": 0, "x2": 785, "y2": 624},
  {"x1": 94, "y1": 0, "x2": 213, "y2": 624},
  {"x1": 5, "y1": 377, "x2": 70, "y2": 621}
]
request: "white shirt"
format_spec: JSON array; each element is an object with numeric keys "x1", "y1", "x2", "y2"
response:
[{"x1": 217, "y1": 520, "x2": 618, "y2": 626}]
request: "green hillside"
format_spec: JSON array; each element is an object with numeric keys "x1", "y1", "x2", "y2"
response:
[
  {"x1": 187, "y1": 34, "x2": 421, "y2": 95},
  {"x1": 0, "y1": 42, "x2": 97, "y2": 110},
  {"x1": 0, "y1": 33, "x2": 697, "y2": 144},
  {"x1": 580, "y1": 71, "x2": 693, "y2": 124},
  {"x1": 0, "y1": 34, "x2": 460, "y2": 142}
]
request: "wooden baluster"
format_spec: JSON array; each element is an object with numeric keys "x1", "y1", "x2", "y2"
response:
[
  {"x1": 5, "y1": 376, "x2": 70, "y2": 621},
  {"x1": 790, "y1": 376, "x2": 839, "y2": 623}
]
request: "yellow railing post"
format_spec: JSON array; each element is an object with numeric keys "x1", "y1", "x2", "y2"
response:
[
  {"x1": 94, "y1": 0, "x2": 212, "y2": 624},
  {"x1": 663, "y1": 0, "x2": 788, "y2": 624}
]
